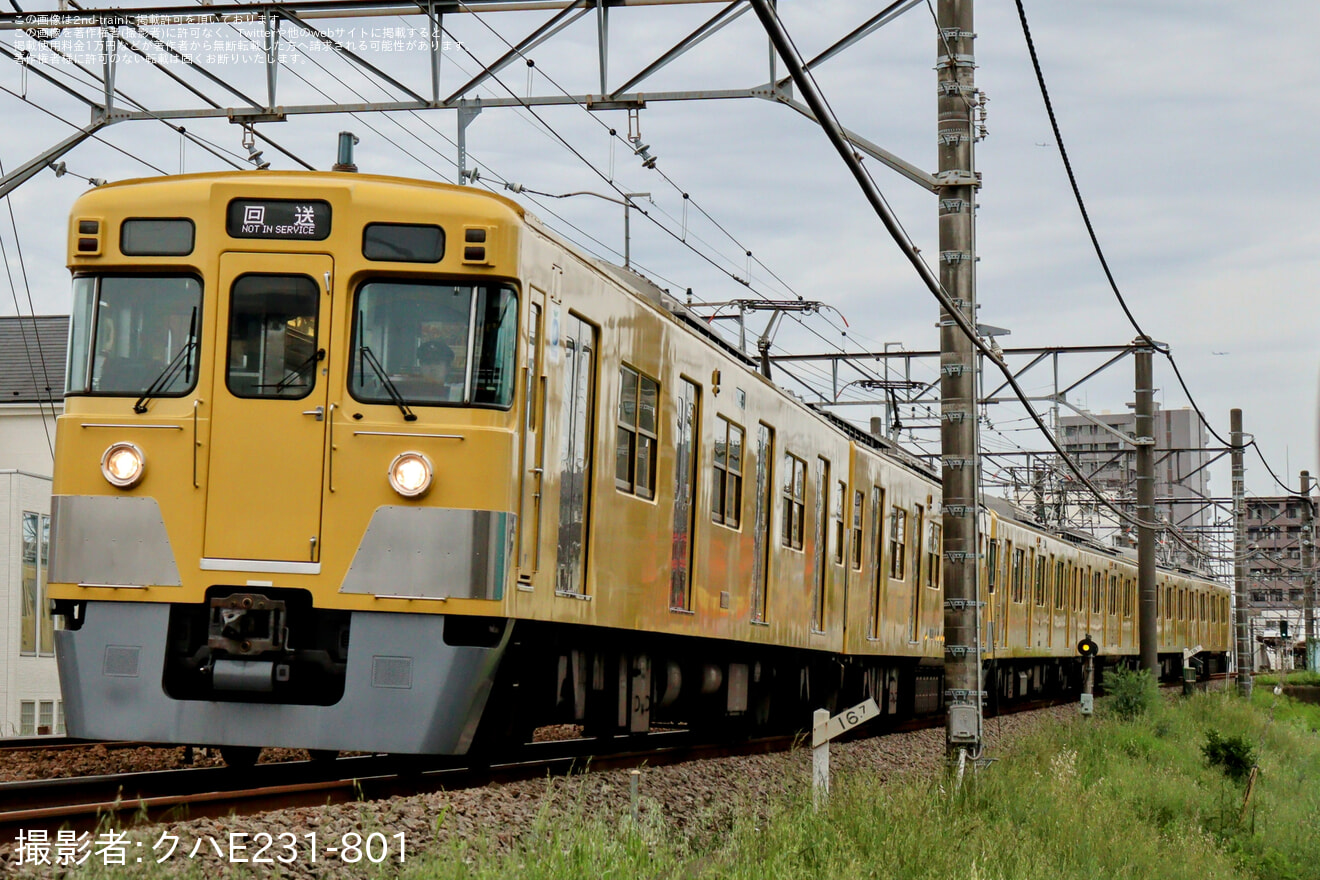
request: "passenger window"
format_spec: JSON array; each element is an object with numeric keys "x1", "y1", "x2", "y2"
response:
[
  {"x1": 616, "y1": 365, "x2": 659, "y2": 499},
  {"x1": 711, "y1": 416, "x2": 744, "y2": 528},
  {"x1": 889, "y1": 506, "x2": 908, "y2": 581},
  {"x1": 226, "y1": 274, "x2": 319, "y2": 399},
  {"x1": 986, "y1": 539, "x2": 998, "y2": 593},
  {"x1": 781, "y1": 453, "x2": 806, "y2": 550}
]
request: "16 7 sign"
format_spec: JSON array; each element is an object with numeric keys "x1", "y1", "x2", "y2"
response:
[{"x1": 812, "y1": 698, "x2": 879, "y2": 747}]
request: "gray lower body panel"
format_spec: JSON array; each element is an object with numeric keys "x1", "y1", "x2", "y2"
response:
[{"x1": 55, "y1": 601, "x2": 508, "y2": 754}]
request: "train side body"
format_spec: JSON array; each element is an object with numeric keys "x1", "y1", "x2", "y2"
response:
[{"x1": 48, "y1": 172, "x2": 1229, "y2": 754}]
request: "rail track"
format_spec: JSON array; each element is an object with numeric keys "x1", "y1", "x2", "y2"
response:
[
  {"x1": 0, "y1": 730, "x2": 792, "y2": 837},
  {"x1": 1, "y1": 677, "x2": 1230, "y2": 838},
  {"x1": 0, "y1": 737, "x2": 139, "y2": 753}
]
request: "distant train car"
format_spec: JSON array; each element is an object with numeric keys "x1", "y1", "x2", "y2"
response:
[{"x1": 48, "y1": 171, "x2": 1228, "y2": 762}]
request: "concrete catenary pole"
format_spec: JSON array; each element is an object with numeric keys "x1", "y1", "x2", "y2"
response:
[
  {"x1": 935, "y1": 0, "x2": 982, "y2": 759},
  {"x1": 1232, "y1": 409, "x2": 1252, "y2": 696},
  {"x1": 1135, "y1": 340, "x2": 1158, "y2": 673},
  {"x1": 1302, "y1": 471, "x2": 1316, "y2": 671}
]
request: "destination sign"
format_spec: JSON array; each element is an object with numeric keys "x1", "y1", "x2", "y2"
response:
[{"x1": 226, "y1": 199, "x2": 331, "y2": 241}]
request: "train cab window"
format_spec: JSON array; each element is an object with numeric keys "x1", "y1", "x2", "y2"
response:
[
  {"x1": 888, "y1": 506, "x2": 907, "y2": 580},
  {"x1": 226, "y1": 274, "x2": 319, "y2": 399},
  {"x1": 616, "y1": 366, "x2": 659, "y2": 499},
  {"x1": 711, "y1": 416, "x2": 744, "y2": 528},
  {"x1": 781, "y1": 453, "x2": 806, "y2": 550},
  {"x1": 349, "y1": 281, "x2": 518, "y2": 408},
  {"x1": 985, "y1": 539, "x2": 998, "y2": 593},
  {"x1": 66, "y1": 274, "x2": 201, "y2": 397}
]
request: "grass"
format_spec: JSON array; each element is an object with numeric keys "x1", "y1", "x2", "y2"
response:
[
  {"x1": 38, "y1": 689, "x2": 1320, "y2": 879},
  {"x1": 1255, "y1": 670, "x2": 1320, "y2": 687},
  {"x1": 396, "y1": 689, "x2": 1320, "y2": 880}
]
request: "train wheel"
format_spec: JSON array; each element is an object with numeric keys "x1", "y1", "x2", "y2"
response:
[{"x1": 220, "y1": 746, "x2": 261, "y2": 768}]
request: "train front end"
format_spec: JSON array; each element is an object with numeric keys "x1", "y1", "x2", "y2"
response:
[{"x1": 48, "y1": 172, "x2": 526, "y2": 755}]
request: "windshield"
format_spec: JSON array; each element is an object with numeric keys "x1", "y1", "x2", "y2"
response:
[
  {"x1": 67, "y1": 275, "x2": 202, "y2": 397},
  {"x1": 349, "y1": 281, "x2": 518, "y2": 408}
]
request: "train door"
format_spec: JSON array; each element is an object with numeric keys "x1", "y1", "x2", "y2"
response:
[
  {"x1": 749, "y1": 424, "x2": 774, "y2": 623},
  {"x1": 669, "y1": 377, "x2": 699, "y2": 611},
  {"x1": 555, "y1": 313, "x2": 596, "y2": 596},
  {"x1": 518, "y1": 289, "x2": 546, "y2": 584},
  {"x1": 204, "y1": 253, "x2": 332, "y2": 563}
]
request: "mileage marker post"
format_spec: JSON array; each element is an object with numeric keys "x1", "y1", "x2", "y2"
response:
[{"x1": 811, "y1": 698, "x2": 879, "y2": 810}]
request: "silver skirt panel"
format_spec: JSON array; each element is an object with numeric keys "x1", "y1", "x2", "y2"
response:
[
  {"x1": 55, "y1": 601, "x2": 509, "y2": 754},
  {"x1": 49, "y1": 495, "x2": 182, "y2": 587},
  {"x1": 340, "y1": 506, "x2": 515, "y2": 601}
]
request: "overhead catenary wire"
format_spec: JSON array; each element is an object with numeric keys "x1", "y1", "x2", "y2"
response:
[
  {"x1": 448, "y1": 2, "x2": 894, "y2": 396},
  {"x1": 1012, "y1": 0, "x2": 1299, "y2": 498},
  {"x1": 0, "y1": 157, "x2": 55, "y2": 459},
  {"x1": 748, "y1": 0, "x2": 1242, "y2": 567}
]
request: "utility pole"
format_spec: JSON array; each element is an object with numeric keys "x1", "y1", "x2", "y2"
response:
[
  {"x1": 1135, "y1": 339, "x2": 1157, "y2": 673},
  {"x1": 1232, "y1": 409, "x2": 1251, "y2": 696},
  {"x1": 935, "y1": 0, "x2": 982, "y2": 760},
  {"x1": 1302, "y1": 470, "x2": 1316, "y2": 672}
]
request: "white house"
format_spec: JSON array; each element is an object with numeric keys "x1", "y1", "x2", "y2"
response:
[{"x1": 0, "y1": 315, "x2": 65, "y2": 736}]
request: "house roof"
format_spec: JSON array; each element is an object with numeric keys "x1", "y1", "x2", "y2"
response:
[{"x1": 0, "y1": 315, "x2": 67, "y2": 404}]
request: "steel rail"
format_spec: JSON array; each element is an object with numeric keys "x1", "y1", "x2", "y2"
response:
[{"x1": 0, "y1": 692, "x2": 1144, "y2": 836}]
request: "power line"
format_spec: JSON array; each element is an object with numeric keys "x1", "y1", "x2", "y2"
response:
[
  {"x1": 0, "y1": 157, "x2": 54, "y2": 459},
  {"x1": 1013, "y1": 0, "x2": 1299, "y2": 500}
]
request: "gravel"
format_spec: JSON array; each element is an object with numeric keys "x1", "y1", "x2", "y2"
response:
[
  {"x1": 0, "y1": 746, "x2": 315, "y2": 782},
  {"x1": 1, "y1": 706, "x2": 1074, "y2": 877}
]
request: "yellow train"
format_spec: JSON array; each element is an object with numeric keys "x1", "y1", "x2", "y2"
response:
[{"x1": 48, "y1": 170, "x2": 1228, "y2": 760}]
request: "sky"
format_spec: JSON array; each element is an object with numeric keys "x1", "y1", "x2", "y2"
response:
[{"x1": 0, "y1": 0, "x2": 1316, "y2": 510}]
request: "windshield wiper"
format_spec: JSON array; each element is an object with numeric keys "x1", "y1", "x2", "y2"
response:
[
  {"x1": 273, "y1": 348, "x2": 326, "y2": 394},
  {"x1": 357, "y1": 344, "x2": 417, "y2": 421},
  {"x1": 134, "y1": 307, "x2": 197, "y2": 414}
]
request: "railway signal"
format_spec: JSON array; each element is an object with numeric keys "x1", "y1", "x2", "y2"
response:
[{"x1": 1078, "y1": 636, "x2": 1098, "y2": 715}]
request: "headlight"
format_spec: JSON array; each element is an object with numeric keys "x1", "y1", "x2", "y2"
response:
[
  {"x1": 388, "y1": 451, "x2": 433, "y2": 498},
  {"x1": 100, "y1": 442, "x2": 146, "y2": 489}
]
